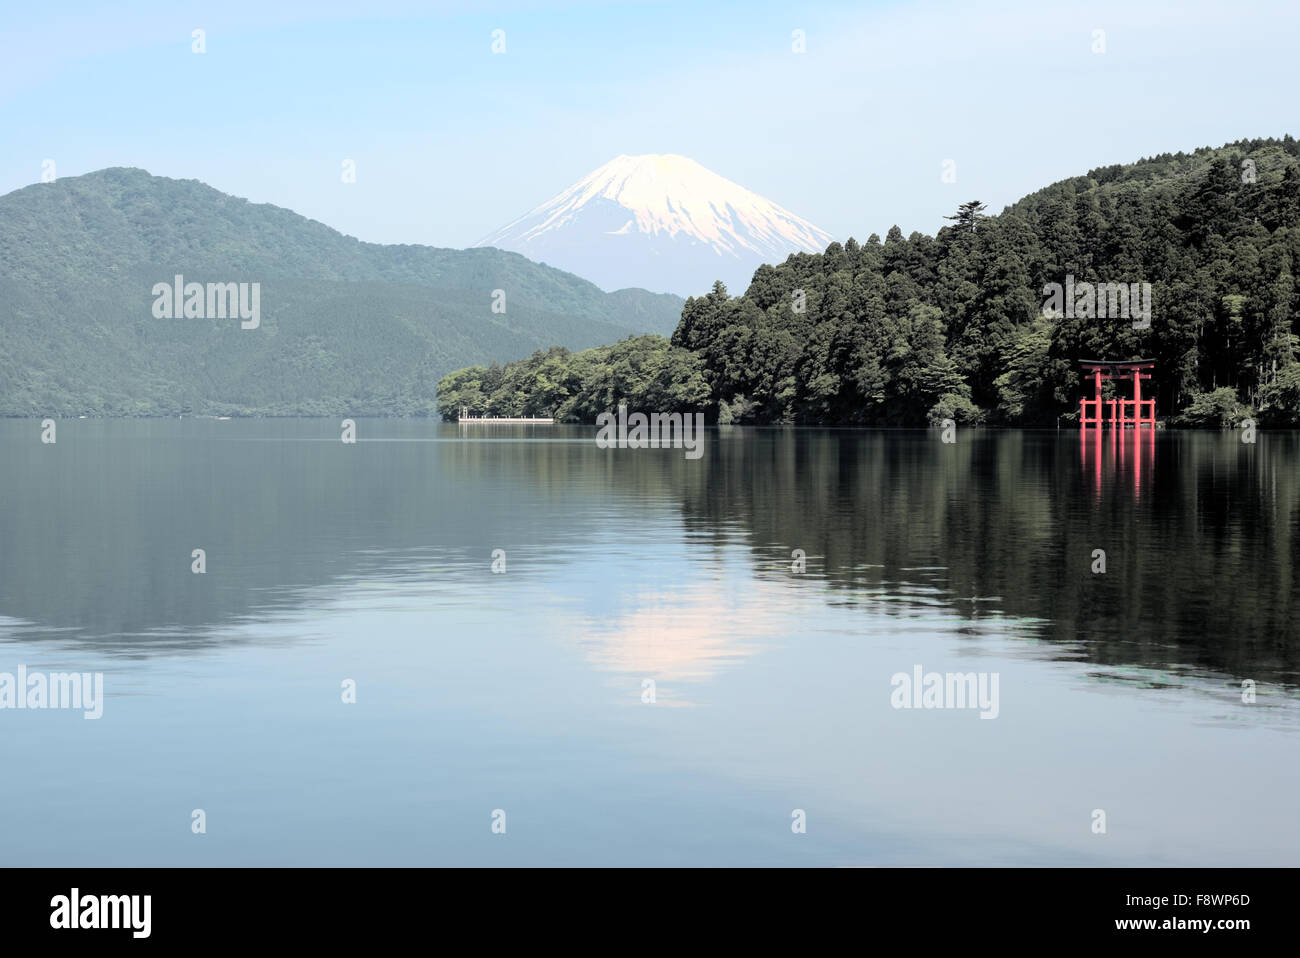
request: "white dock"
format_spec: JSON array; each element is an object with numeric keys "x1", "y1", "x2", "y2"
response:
[{"x1": 458, "y1": 416, "x2": 555, "y2": 424}]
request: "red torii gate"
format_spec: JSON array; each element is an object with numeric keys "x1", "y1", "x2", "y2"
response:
[{"x1": 1079, "y1": 360, "x2": 1156, "y2": 428}]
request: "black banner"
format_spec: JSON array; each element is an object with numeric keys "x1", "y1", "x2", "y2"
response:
[{"x1": 0, "y1": 867, "x2": 1285, "y2": 944}]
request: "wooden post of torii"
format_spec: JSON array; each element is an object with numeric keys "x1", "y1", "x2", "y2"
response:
[{"x1": 1078, "y1": 362, "x2": 1113, "y2": 427}]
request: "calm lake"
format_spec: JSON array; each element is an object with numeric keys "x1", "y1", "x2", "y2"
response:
[{"x1": 0, "y1": 419, "x2": 1296, "y2": 865}]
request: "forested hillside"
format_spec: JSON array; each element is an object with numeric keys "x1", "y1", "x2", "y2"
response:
[
  {"x1": 0, "y1": 168, "x2": 683, "y2": 416},
  {"x1": 439, "y1": 137, "x2": 1300, "y2": 426}
]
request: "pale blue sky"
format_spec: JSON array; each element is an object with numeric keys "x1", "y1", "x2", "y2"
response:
[{"x1": 2, "y1": 0, "x2": 1297, "y2": 249}]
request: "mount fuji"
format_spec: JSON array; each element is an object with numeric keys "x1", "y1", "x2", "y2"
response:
[{"x1": 475, "y1": 154, "x2": 834, "y2": 297}]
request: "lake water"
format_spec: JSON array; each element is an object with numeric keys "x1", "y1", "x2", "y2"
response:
[{"x1": 0, "y1": 420, "x2": 1296, "y2": 865}]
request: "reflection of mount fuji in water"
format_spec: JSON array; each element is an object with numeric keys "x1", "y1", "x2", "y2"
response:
[
  {"x1": 476, "y1": 154, "x2": 833, "y2": 296},
  {"x1": 564, "y1": 583, "x2": 774, "y2": 689},
  {"x1": 0, "y1": 422, "x2": 1295, "y2": 686}
]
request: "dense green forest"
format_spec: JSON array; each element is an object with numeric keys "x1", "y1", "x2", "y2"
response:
[
  {"x1": 0, "y1": 168, "x2": 683, "y2": 416},
  {"x1": 438, "y1": 137, "x2": 1300, "y2": 426}
]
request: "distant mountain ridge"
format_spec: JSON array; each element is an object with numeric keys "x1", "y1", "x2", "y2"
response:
[
  {"x1": 0, "y1": 168, "x2": 683, "y2": 416},
  {"x1": 476, "y1": 154, "x2": 833, "y2": 296}
]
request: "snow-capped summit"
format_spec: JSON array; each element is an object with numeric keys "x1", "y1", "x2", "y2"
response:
[{"x1": 475, "y1": 154, "x2": 833, "y2": 296}]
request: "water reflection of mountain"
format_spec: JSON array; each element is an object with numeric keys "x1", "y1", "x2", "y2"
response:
[
  {"x1": 1, "y1": 421, "x2": 1295, "y2": 688},
  {"x1": 0, "y1": 421, "x2": 617, "y2": 655}
]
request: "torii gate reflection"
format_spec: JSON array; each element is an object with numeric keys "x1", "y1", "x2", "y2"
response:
[
  {"x1": 1078, "y1": 359, "x2": 1157, "y2": 498},
  {"x1": 1080, "y1": 424, "x2": 1155, "y2": 498}
]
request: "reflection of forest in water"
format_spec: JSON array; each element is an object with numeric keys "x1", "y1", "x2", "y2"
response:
[
  {"x1": 0, "y1": 421, "x2": 1295, "y2": 687},
  {"x1": 672, "y1": 427, "x2": 1300, "y2": 687}
]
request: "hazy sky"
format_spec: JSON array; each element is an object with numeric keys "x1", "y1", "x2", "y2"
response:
[{"x1": 3, "y1": 0, "x2": 1297, "y2": 250}]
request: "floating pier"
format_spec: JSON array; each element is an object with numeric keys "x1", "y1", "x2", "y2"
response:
[{"x1": 458, "y1": 408, "x2": 554, "y2": 424}]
